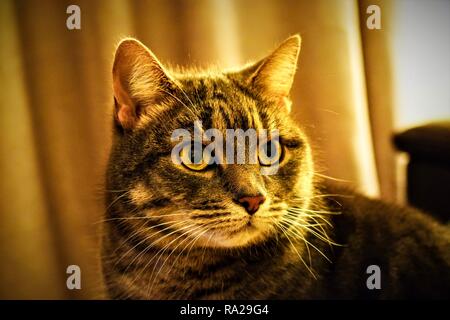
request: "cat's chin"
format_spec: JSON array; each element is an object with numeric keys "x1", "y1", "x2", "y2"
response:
[{"x1": 198, "y1": 220, "x2": 275, "y2": 249}]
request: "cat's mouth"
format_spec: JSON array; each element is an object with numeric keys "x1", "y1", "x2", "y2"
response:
[
  {"x1": 228, "y1": 218, "x2": 257, "y2": 235},
  {"x1": 194, "y1": 213, "x2": 279, "y2": 248}
]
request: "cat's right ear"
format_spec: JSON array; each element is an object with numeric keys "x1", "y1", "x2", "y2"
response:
[{"x1": 112, "y1": 38, "x2": 172, "y2": 130}]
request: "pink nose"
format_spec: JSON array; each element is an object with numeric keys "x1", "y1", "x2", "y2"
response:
[{"x1": 238, "y1": 195, "x2": 266, "y2": 215}]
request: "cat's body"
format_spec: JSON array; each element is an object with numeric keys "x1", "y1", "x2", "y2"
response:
[
  {"x1": 102, "y1": 36, "x2": 450, "y2": 299},
  {"x1": 103, "y1": 182, "x2": 450, "y2": 299}
]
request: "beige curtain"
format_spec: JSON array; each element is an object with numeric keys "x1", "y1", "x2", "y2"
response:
[{"x1": 0, "y1": 0, "x2": 395, "y2": 299}]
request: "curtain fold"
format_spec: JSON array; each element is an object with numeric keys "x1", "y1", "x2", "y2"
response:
[
  {"x1": 0, "y1": 0, "x2": 64, "y2": 299},
  {"x1": 359, "y1": 0, "x2": 396, "y2": 201},
  {"x1": 0, "y1": 0, "x2": 396, "y2": 298}
]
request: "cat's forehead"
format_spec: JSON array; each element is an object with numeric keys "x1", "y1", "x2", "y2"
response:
[{"x1": 175, "y1": 76, "x2": 276, "y2": 131}]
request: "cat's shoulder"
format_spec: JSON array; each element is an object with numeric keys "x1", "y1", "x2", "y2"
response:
[
  {"x1": 318, "y1": 181, "x2": 450, "y2": 298},
  {"x1": 319, "y1": 180, "x2": 450, "y2": 269},
  {"x1": 320, "y1": 180, "x2": 447, "y2": 236}
]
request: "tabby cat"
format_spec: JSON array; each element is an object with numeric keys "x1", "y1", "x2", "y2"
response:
[{"x1": 102, "y1": 35, "x2": 450, "y2": 299}]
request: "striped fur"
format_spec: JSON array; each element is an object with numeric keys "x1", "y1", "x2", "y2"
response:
[{"x1": 102, "y1": 36, "x2": 450, "y2": 299}]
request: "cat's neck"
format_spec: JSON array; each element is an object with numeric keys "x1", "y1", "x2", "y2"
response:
[{"x1": 138, "y1": 235, "x2": 315, "y2": 299}]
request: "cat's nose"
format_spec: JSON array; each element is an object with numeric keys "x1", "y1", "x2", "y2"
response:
[{"x1": 238, "y1": 195, "x2": 266, "y2": 215}]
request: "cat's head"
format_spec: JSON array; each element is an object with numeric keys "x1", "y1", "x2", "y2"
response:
[{"x1": 107, "y1": 35, "x2": 315, "y2": 248}]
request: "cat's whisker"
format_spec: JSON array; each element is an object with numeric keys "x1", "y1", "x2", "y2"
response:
[
  {"x1": 286, "y1": 209, "x2": 334, "y2": 228},
  {"x1": 287, "y1": 203, "x2": 341, "y2": 214},
  {"x1": 302, "y1": 224, "x2": 341, "y2": 247},
  {"x1": 114, "y1": 219, "x2": 190, "y2": 268},
  {"x1": 157, "y1": 87, "x2": 198, "y2": 119},
  {"x1": 284, "y1": 215, "x2": 330, "y2": 236},
  {"x1": 290, "y1": 193, "x2": 350, "y2": 210},
  {"x1": 150, "y1": 225, "x2": 211, "y2": 294},
  {"x1": 128, "y1": 221, "x2": 198, "y2": 285},
  {"x1": 105, "y1": 191, "x2": 130, "y2": 213},
  {"x1": 106, "y1": 218, "x2": 153, "y2": 258},
  {"x1": 274, "y1": 220, "x2": 317, "y2": 279},
  {"x1": 97, "y1": 207, "x2": 198, "y2": 228},
  {"x1": 283, "y1": 221, "x2": 313, "y2": 267},
  {"x1": 289, "y1": 207, "x2": 342, "y2": 216},
  {"x1": 313, "y1": 172, "x2": 350, "y2": 182},
  {"x1": 304, "y1": 213, "x2": 334, "y2": 227},
  {"x1": 125, "y1": 223, "x2": 197, "y2": 294},
  {"x1": 172, "y1": 76, "x2": 201, "y2": 112},
  {"x1": 108, "y1": 221, "x2": 179, "y2": 265},
  {"x1": 95, "y1": 216, "x2": 150, "y2": 225},
  {"x1": 282, "y1": 219, "x2": 327, "y2": 229},
  {"x1": 306, "y1": 215, "x2": 334, "y2": 248},
  {"x1": 166, "y1": 227, "x2": 214, "y2": 300},
  {"x1": 309, "y1": 193, "x2": 352, "y2": 199},
  {"x1": 143, "y1": 223, "x2": 205, "y2": 293},
  {"x1": 282, "y1": 211, "x2": 341, "y2": 247},
  {"x1": 279, "y1": 219, "x2": 332, "y2": 263},
  {"x1": 201, "y1": 232, "x2": 215, "y2": 263},
  {"x1": 96, "y1": 212, "x2": 189, "y2": 225}
]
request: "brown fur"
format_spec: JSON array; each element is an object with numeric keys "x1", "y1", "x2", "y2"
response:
[{"x1": 102, "y1": 35, "x2": 450, "y2": 299}]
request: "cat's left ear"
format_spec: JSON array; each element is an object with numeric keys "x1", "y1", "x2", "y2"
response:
[
  {"x1": 112, "y1": 38, "x2": 173, "y2": 130},
  {"x1": 240, "y1": 35, "x2": 301, "y2": 111}
]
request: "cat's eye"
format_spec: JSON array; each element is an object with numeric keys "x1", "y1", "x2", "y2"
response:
[
  {"x1": 180, "y1": 143, "x2": 211, "y2": 171},
  {"x1": 259, "y1": 140, "x2": 283, "y2": 166}
]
